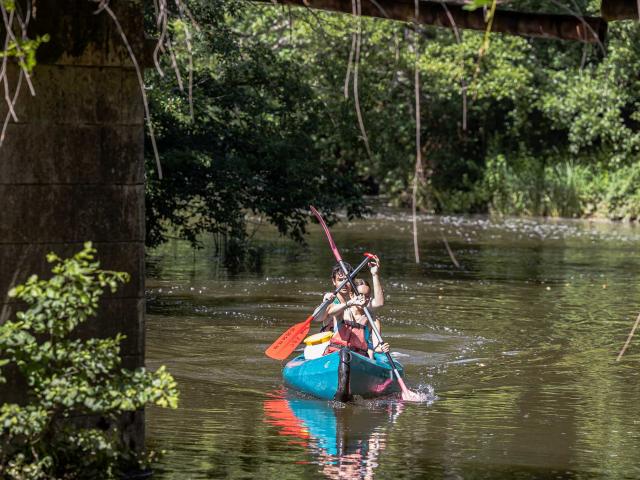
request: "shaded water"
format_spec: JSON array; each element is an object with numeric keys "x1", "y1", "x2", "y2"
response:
[{"x1": 146, "y1": 212, "x2": 640, "y2": 479}]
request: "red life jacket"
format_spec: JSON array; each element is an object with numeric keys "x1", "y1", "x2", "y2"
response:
[{"x1": 325, "y1": 319, "x2": 369, "y2": 356}]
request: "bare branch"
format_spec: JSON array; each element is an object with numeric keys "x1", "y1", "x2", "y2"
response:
[
  {"x1": 1, "y1": 69, "x2": 24, "y2": 146},
  {"x1": 344, "y1": 0, "x2": 357, "y2": 98},
  {"x1": 412, "y1": 0, "x2": 422, "y2": 264},
  {"x1": 153, "y1": 0, "x2": 168, "y2": 77},
  {"x1": 551, "y1": 0, "x2": 606, "y2": 55},
  {"x1": 440, "y1": 1, "x2": 467, "y2": 131},
  {"x1": 174, "y1": 0, "x2": 195, "y2": 120},
  {"x1": 617, "y1": 311, "x2": 640, "y2": 361},
  {"x1": 0, "y1": 1, "x2": 33, "y2": 146},
  {"x1": 441, "y1": 232, "x2": 460, "y2": 268},
  {"x1": 352, "y1": 0, "x2": 374, "y2": 161},
  {"x1": 166, "y1": 39, "x2": 184, "y2": 91},
  {"x1": 1, "y1": 2, "x2": 36, "y2": 96}
]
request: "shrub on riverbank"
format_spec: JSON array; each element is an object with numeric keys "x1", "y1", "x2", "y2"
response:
[
  {"x1": 0, "y1": 243, "x2": 178, "y2": 479},
  {"x1": 437, "y1": 153, "x2": 640, "y2": 222}
]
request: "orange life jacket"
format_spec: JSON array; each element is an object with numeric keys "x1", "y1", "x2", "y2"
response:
[{"x1": 325, "y1": 319, "x2": 369, "y2": 356}]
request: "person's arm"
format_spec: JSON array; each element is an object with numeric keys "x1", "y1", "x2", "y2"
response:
[
  {"x1": 313, "y1": 293, "x2": 334, "y2": 326},
  {"x1": 326, "y1": 295, "x2": 365, "y2": 316},
  {"x1": 370, "y1": 256, "x2": 384, "y2": 308},
  {"x1": 372, "y1": 319, "x2": 390, "y2": 353}
]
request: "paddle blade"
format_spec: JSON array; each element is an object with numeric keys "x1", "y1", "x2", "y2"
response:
[
  {"x1": 395, "y1": 374, "x2": 429, "y2": 402},
  {"x1": 265, "y1": 315, "x2": 313, "y2": 360},
  {"x1": 310, "y1": 206, "x2": 342, "y2": 262}
]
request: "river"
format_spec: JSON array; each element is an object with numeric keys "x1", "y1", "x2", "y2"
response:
[{"x1": 145, "y1": 212, "x2": 640, "y2": 479}]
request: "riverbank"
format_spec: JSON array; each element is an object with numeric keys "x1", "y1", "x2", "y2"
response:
[{"x1": 402, "y1": 158, "x2": 640, "y2": 224}]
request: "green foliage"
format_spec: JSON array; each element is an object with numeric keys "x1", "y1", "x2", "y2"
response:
[
  {"x1": 237, "y1": 6, "x2": 640, "y2": 222},
  {"x1": 145, "y1": 1, "x2": 640, "y2": 228},
  {"x1": 463, "y1": 0, "x2": 494, "y2": 11},
  {"x1": 599, "y1": 162, "x2": 640, "y2": 220},
  {"x1": 0, "y1": 0, "x2": 49, "y2": 73},
  {"x1": 242, "y1": 8, "x2": 542, "y2": 210},
  {"x1": 0, "y1": 34, "x2": 50, "y2": 72},
  {"x1": 0, "y1": 243, "x2": 179, "y2": 479},
  {"x1": 476, "y1": 151, "x2": 587, "y2": 217},
  {"x1": 145, "y1": 0, "x2": 367, "y2": 250}
]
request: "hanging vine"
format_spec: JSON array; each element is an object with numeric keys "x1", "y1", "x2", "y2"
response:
[
  {"x1": 343, "y1": 0, "x2": 373, "y2": 161},
  {"x1": 411, "y1": 0, "x2": 424, "y2": 264},
  {"x1": 0, "y1": 0, "x2": 46, "y2": 145},
  {"x1": 0, "y1": 0, "x2": 201, "y2": 180}
]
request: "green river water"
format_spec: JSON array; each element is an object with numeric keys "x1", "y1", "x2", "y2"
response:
[{"x1": 145, "y1": 212, "x2": 640, "y2": 479}]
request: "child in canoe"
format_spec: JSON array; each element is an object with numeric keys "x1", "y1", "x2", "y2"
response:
[
  {"x1": 352, "y1": 279, "x2": 390, "y2": 356},
  {"x1": 319, "y1": 256, "x2": 390, "y2": 359}
]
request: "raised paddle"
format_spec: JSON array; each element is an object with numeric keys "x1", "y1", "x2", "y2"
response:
[
  {"x1": 310, "y1": 205, "x2": 424, "y2": 402},
  {"x1": 265, "y1": 253, "x2": 375, "y2": 361}
]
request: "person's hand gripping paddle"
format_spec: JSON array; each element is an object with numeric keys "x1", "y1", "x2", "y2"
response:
[{"x1": 309, "y1": 206, "x2": 425, "y2": 402}]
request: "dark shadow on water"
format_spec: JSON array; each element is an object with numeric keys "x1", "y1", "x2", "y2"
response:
[{"x1": 222, "y1": 241, "x2": 265, "y2": 276}]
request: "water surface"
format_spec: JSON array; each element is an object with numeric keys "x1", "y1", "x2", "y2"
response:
[{"x1": 146, "y1": 212, "x2": 640, "y2": 479}]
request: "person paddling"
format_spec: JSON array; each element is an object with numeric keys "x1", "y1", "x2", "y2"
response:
[
  {"x1": 319, "y1": 256, "x2": 383, "y2": 328},
  {"x1": 321, "y1": 256, "x2": 390, "y2": 359},
  {"x1": 352, "y1": 279, "x2": 390, "y2": 357},
  {"x1": 317, "y1": 262, "x2": 355, "y2": 333}
]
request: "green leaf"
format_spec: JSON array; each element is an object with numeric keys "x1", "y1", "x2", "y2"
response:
[
  {"x1": 462, "y1": 0, "x2": 493, "y2": 11},
  {"x1": 0, "y1": 243, "x2": 179, "y2": 475}
]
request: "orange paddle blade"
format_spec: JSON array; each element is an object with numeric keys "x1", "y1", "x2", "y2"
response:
[{"x1": 265, "y1": 315, "x2": 314, "y2": 360}]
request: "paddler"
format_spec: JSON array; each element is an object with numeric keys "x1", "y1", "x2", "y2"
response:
[
  {"x1": 317, "y1": 262, "x2": 354, "y2": 333},
  {"x1": 320, "y1": 256, "x2": 390, "y2": 359},
  {"x1": 352, "y1": 279, "x2": 390, "y2": 357}
]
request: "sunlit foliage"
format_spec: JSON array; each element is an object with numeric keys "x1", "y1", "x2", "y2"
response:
[
  {"x1": 239, "y1": 3, "x2": 640, "y2": 220},
  {"x1": 0, "y1": 243, "x2": 179, "y2": 479}
]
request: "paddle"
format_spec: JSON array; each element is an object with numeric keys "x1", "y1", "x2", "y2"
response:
[
  {"x1": 310, "y1": 205, "x2": 423, "y2": 402},
  {"x1": 265, "y1": 253, "x2": 375, "y2": 361}
]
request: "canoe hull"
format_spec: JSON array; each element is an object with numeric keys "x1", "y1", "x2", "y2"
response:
[{"x1": 283, "y1": 348, "x2": 403, "y2": 401}]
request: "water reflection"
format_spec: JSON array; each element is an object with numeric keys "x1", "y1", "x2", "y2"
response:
[{"x1": 263, "y1": 392, "x2": 404, "y2": 479}]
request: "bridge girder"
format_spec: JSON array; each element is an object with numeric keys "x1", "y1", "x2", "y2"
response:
[{"x1": 258, "y1": 0, "x2": 610, "y2": 44}]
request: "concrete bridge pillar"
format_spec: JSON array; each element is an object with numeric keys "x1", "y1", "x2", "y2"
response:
[{"x1": 0, "y1": 0, "x2": 146, "y2": 449}]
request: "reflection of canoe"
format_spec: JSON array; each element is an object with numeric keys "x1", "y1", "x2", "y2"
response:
[
  {"x1": 286, "y1": 398, "x2": 391, "y2": 456},
  {"x1": 264, "y1": 395, "x2": 401, "y2": 457},
  {"x1": 283, "y1": 348, "x2": 404, "y2": 401}
]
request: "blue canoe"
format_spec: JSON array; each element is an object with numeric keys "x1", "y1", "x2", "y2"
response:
[{"x1": 283, "y1": 348, "x2": 404, "y2": 401}]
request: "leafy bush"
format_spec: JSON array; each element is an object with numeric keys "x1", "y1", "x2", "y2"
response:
[
  {"x1": 543, "y1": 161, "x2": 592, "y2": 218},
  {"x1": 600, "y1": 162, "x2": 640, "y2": 220},
  {"x1": 478, "y1": 153, "x2": 593, "y2": 218},
  {"x1": 479, "y1": 151, "x2": 545, "y2": 216},
  {"x1": 0, "y1": 243, "x2": 179, "y2": 479}
]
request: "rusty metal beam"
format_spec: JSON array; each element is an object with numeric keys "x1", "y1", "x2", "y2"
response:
[
  {"x1": 601, "y1": 0, "x2": 637, "y2": 20},
  {"x1": 257, "y1": 0, "x2": 607, "y2": 43}
]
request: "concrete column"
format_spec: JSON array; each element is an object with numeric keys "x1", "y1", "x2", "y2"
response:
[{"x1": 0, "y1": 0, "x2": 145, "y2": 449}]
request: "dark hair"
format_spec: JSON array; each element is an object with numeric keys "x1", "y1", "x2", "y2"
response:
[
  {"x1": 331, "y1": 262, "x2": 353, "y2": 280},
  {"x1": 355, "y1": 278, "x2": 370, "y2": 288}
]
